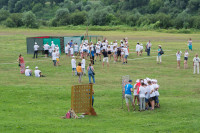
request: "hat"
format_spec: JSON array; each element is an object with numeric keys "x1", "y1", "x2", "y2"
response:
[
  {"x1": 136, "y1": 79, "x2": 139, "y2": 83},
  {"x1": 158, "y1": 45, "x2": 162, "y2": 47},
  {"x1": 144, "y1": 81, "x2": 148, "y2": 85},
  {"x1": 35, "y1": 42, "x2": 37, "y2": 45},
  {"x1": 129, "y1": 80, "x2": 132, "y2": 82},
  {"x1": 111, "y1": 42, "x2": 113, "y2": 44},
  {"x1": 72, "y1": 56, "x2": 75, "y2": 58},
  {"x1": 140, "y1": 44, "x2": 143, "y2": 46},
  {"x1": 26, "y1": 66, "x2": 29, "y2": 69},
  {"x1": 152, "y1": 79, "x2": 156, "y2": 82},
  {"x1": 35, "y1": 66, "x2": 38, "y2": 69}
]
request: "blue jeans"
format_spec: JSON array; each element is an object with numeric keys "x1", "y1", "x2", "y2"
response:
[
  {"x1": 147, "y1": 48, "x2": 151, "y2": 56},
  {"x1": 88, "y1": 73, "x2": 95, "y2": 83}
]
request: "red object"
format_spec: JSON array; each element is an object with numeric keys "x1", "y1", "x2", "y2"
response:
[
  {"x1": 136, "y1": 82, "x2": 141, "y2": 95},
  {"x1": 66, "y1": 111, "x2": 71, "y2": 119},
  {"x1": 32, "y1": 36, "x2": 50, "y2": 38}
]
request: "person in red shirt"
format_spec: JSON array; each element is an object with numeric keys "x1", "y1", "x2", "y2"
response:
[{"x1": 18, "y1": 54, "x2": 25, "y2": 74}]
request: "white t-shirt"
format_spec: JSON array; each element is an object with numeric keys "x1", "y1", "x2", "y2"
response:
[
  {"x1": 176, "y1": 52, "x2": 182, "y2": 60},
  {"x1": 113, "y1": 43, "x2": 118, "y2": 47},
  {"x1": 193, "y1": 57, "x2": 200, "y2": 63},
  {"x1": 56, "y1": 51, "x2": 59, "y2": 58},
  {"x1": 80, "y1": 47, "x2": 83, "y2": 53},
  {"x1": 51, "y1": 44, "x2": 55, "y2": 51},
  {"x1": 65, "y1": 45, "x2": 69, "y2": 53},
  {"x1": 55, "y1": 46, "x2": 59, "y2": 52},
  {"x1": 83, "y1": 45, "x2": 87, "y2": 50},
  {"x1": 154, "y1": 84, "x2": 160, "y2": 96},
  {"x1": 34, "y1": 45, "x2": 39, "y2": 51},
  {"x1": 44, "y1": 44, "x2": 50, "y2": 50},
  {"x1": 121, "y1": 43, "x2": 124, "y2": 47},
  {"x1": 52, "y1": 52, "x2": 57, "y2": 60},
  {"x1": 149, "y1": 85, "x2": 155, "y2": 98},
  {"x1": 81, "y1": 59, "x2": 85, "y2": 68},
  {"x1": 136, "y1": 45, "x2": 140, "y2": 52},
  {"x1": 90, "y1": 44, "x2": 94, "y2": 51},
  {"x1": 139, "y1": 86, "x2": 146, "y2": 98},
  {"x1": 124, "y1": 48, "x2": 129, "y2": 55},
  {"x1": 71, "y1": 59, "x2": 76, "y2": 68},
  {"x1": 74, "y1": 45, "x2": 79, "y2": 52},
  {"x1": 145, "y1": 86, "x2": 150, "y2": 99},
  {"x1": 121, "y1": 47, "x2": 126, "y2": 55},
  {"x1": 140, "y1": 45, "x2": 143, "y2": 51},
  {"x1": 146, "y1": 42, "x2": 152, "y2": 48},
  {"x1": 184, "y1": 52, "x2": 189, "y2": 58},
  {"x1": 34, "y1": 70, "x2": 41, "y2": 77},
  {"x1": 70, "y1": 47, "x2": 74, "y2": 55},
  {"x1": 25, "y1": 69, "x2": 31, "y2": 76},
  {"x1": 96, "y1": 45, "x2": 101, "y2": 53},
  {"x1": 133, "y1": 84, "x2": 138, "y2": 96}
]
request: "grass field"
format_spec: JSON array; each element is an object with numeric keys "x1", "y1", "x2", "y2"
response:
[{"x1": 0, "y1": 27, "x2": 200, "y2": 133}]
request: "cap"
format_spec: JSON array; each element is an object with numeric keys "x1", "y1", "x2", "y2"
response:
[
  {"x1": 72, "y1": 56, "x2": 75, "y2": 58},
  {"x1": 26, "y1": 66, "x2": 29, "y2": 69},
  {"x1": 35, "y1": 42, "x2": 37, "y2": 45},
  {"x1": 35, "y1": 66, "x2": 38, "y2": 69},
  {"x1": 136, "y1": 79, "x2": 139, "y2": 83},
  {"x1": 129, "y1": 80, "x2": 132, "y2": 82},
  {"x1": 158, "y1": 45, "x2": 162, "y2": 47}
]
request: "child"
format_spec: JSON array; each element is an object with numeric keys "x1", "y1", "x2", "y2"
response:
[
  {"x1": 81, "y1": 57, "x2": 86, "y2": 75},
  {"x1": 144, "y1": 80, "x2": 150, "y2": 110},
  {"x1": 139, "y1": 80, "x2": 146, "y2": 111},
  {"x1": 136, "y1": 42, "x2": 140, "y2": 56},
  {"x1": 153, "y1": 79, "x2": 160, "y2": 108},
  {"x1": 148, "y1": 80, "x2": 155, "y2": 110},
  {"x1": 133, "y1": 79, "x2": 140, "y2": 106},
  {"x1": 176, "y1": 51, "x2": 182, "y2": 69},
  {"x1": 70, "y1": 46, "x2": 74, "y2": 56},
  {"x1": 71, "y1": 56, "x2": 76, "y2": 76},
  {"x1": 184, "y1": 50, "x2": 189, "y2": 69}
]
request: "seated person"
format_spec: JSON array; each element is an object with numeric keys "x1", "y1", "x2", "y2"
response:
[
  {"x1": 34, "y1": 66, "x2": 45, "y2": 77},
  {"x1": 25, "y1": 66, "x2": 32, "y2": 76}
]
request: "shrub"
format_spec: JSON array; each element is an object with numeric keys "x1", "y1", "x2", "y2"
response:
[
  {"x1": 0, "y1": 9, "x2": 10, "y2": 22},
  {"x1": 22, "y1": 11, "x2": 39, "y2": 28}
]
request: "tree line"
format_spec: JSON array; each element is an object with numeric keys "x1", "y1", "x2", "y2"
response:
[{"x1": 0, "y1": 0, "x2": 200, "y2": 29}]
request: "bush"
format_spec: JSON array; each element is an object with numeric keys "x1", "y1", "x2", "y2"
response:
[
  {"x1": 22, "y1": 11, "x2": 39, "y2": 28},
  {"x1": 0, "y1": 9, "x2": 10, "y2": 22},
  {"x1": 5, "y1": 18, "x2": 15, "y2": 27},
  {"x1": 70, "y1": 11, "x2": 87, "y2": 26}
]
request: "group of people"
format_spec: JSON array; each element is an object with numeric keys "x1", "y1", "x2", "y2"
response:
[
  {"x1": 123, "y1": 78, "x2": 160, "y2": 112},
  {"x1": 18, "y1": 54, "x2": 44, "y2": 77}
]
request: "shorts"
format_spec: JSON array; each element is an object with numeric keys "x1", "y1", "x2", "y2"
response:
[
  {"x1": 83, "y1": 49, "x2": 87, "y2": 52},
  {"x1": 103, "y1": 57, "x2": 109, "y2": 62},
  {"x1": 184, "y1": 57, "x2": 188, "y2": 60},
  {"x1": 115, "y1": 52, "x2": 117, "y2": 55},
  {"x1": 45, "y1": 50, "x2": 49, "y2": 54},
  {"x1": 72, "y1": 68, "x2": 76, "y2": 71},
  {"x1": 56, "y1": 58, "x2": 59, "y2": 62},
  {"x1": 124, "y1": 55, "x2": 128, "y2": 59},
  {"x1": 125, "y1": 94, "x2": 133, "y2": 103},
  {"x1": 96, "y1": 53, "x2": 100, "y2": 56},
  {"x1": 74, "y1": 51, "x2": 78, "y2": 53},
  {"x1": 149, "y1": 96, "x2": 155, "y2": 101},
  {"x1": 145, "y1": 98, "x2": 149, "y2": 103},
  {"x1": 108, "y1": 51, "x2": 111, "y2": 54},
  {"x1": 65, "y1": 53, "x2": 68, "y2": 55},
  {"x1": 155, "y1": 96, "x2": 159, "y2": 104}
]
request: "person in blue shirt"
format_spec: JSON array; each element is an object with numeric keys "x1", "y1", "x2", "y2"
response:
[{"x1": 123, "y1": 80, "x2": 135, "y2": 112}]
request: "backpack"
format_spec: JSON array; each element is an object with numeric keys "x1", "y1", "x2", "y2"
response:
[{"x1": 160, "y1": 49, "x2": 164, "y2": 55}]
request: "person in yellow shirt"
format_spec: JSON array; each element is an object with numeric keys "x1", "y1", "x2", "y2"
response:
[{"x1": 76, "y1": 62, "x2": 83, "y2": 83}]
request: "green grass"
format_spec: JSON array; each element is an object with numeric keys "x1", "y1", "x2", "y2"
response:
[{"x1": 0, "y1": 28, "x2": 200, "y2": 133}]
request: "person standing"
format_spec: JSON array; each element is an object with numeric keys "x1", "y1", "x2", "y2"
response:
[
  {"x1": 18, "y1": 54, "x2": 25, "y2": 74},
  {"x1": 95, "y1": 43, "x2": 101, "y2": 62},
  {"x1": 123, "y1": 80, "x2": 135, "y2": 112},
  {"x1": 51, "y1": 41, "x2": 55, "y2": 51},
  {"x1": 74, "y1": 43, "x2": 79, "y2": 56},
  {"x1": 188, "y1": 38, "x2": 192, "y2": 51},
  {"x1": 25, "y1": 66, "x2": 32, "y2": 76},
  {"x1": 184, "y1": 50, "x2": 189, "y2": 69},
  {"x1": 65, "y1": 44, "x2": 69, "y2": 57},
  {"x1": 140, "y1": 44, "x2": 143, "y2": 56},
  {"x1": 71, "y1": 56, "x2": 76, "y2": 76},
  {"x1": 193, "y1": 54, "x2": 200, "y2": 74},
  {"x1": 139, "y1": 82, "x2": 147, "y2": 111},
  {"x1": 148, "y1": 80, "x2": 155, "y2": 110},
  {"x1": 81, "y1": 57, "x2": 86, "y2": 75},
  {"x1": 146, "y1": 40, "x2": 152, "y2": 56},
  {"x1": 102, "y1": 49, "x2": 109, "y2": 68},
  {"x1": 43, "y1": 42, "x2": 50, "y2": 58},
  {"x1": 76, "y1": 62, "x2": 83, "y2": 83},
  {"x1": 87, "y1": 63, "x2": 95, "y2": 84},
  {"x1": 124, "y1": 46, "x2": 129, "y2": 64},
  {"x1": 136, "y1": 42, "x2": 140, "y2": 56},
  {"x1": 33, "y1": 42, "x2": 39, "y2": 59},
  {"x1": 52, "y1": 49, "x2": 57, "y2": 66},
  {"x1": 176, "y1": 51, "x2": 182, "y2": 69},
  {"x1": 157, "y1": 45, "x2": 162, "y2": 64}
]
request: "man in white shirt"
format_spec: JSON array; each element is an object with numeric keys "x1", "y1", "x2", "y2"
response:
[
  {"x1": 51, "y1": 41, "x2": 55, "y2": 51},
  {"x1": 25, "y1": 66, "x2": 32, "y2": 76},
  {"x1": 71, "y1": 56, "x2": 76, "y2": 76},
  {"x1": 34, "y1": 66, "x2": 41, "y2": 77},
  {"x1": 43, "y1": 42, "x2": 50, "y2": 58},
  {"x1": 95, "y1": 43, "x2": 101, "y2": 62},
  {"x1": 146, "y1": 40, "x2": 152, "y2": 56},
  {"x1": 123, "y1": 46, "x2": 129, "y2": 64},
  {"x1": 33, "y1": 42, "x2": 39, "y2": 59},
  {"x1": 193, "y1": 54, "x2": 200, "y2": 74}
]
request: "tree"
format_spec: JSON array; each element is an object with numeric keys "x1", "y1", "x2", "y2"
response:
[
  {"x1": 55, "y1": 8, "x2": 70, "y2": 26},
  {"x1": 188, "y1": 0, "x2": 200, "y2": 12},
  {"x1": 70, "y1": 10, "x2": 87, "y2": 25},
  {"x1": 22, "y1": 11, "x2": 38, "y2": 28},
  {"x1": 148, "y1": 0, "x2": 164, "y2": 13},
  {"x1": 0, "y1": 9, "x2": 10, "y2": 22}
]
